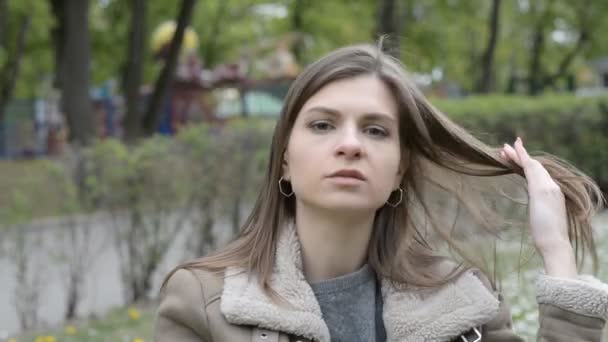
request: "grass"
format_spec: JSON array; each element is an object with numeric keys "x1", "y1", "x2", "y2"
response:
[{"x1": 6, "y1": 305, "x2": 155, "y2": 342}]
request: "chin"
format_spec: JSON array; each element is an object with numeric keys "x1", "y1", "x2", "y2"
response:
[{"x1": 315, "y1": 197, "x2": 381, "y2": 213}]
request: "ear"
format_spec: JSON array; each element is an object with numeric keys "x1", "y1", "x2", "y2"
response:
[
  {"x1": 282, "y1": 151, "x2": 290, "y2": 180},
  {"x1": 394, "y1": 149, "x2": 409, "y2": 188},
  {"x1": 394, "y1": 164, "x2": 405, "y2": 189}
]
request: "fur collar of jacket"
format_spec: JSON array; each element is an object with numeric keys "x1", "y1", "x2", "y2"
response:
[{"x1": 220, "y1": 222, "x2": 500, "y2": 342}]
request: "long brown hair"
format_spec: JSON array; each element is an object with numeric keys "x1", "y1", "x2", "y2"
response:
[{"x1": 161, "y1": 40, "x2": 604, "y2": 301}]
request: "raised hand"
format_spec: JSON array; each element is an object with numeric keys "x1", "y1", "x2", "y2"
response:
[{"x1": 500, "y1": 137, "x2": 577, "y2": 278}]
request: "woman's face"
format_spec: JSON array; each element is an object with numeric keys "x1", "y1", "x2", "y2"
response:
[{"x1": 283, "y1": 74, "x2": 404, "y2": 213}]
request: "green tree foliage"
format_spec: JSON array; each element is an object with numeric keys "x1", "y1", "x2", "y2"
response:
[
  {"x1": 4, "y1": 0, "x2": 607, "y2": 100},
  {"x1": 1, "y1": 0, "x2": 53, "y2": 99},
  {"x1": 0, "y1": 0, "x2": 607, "y2": 146}
]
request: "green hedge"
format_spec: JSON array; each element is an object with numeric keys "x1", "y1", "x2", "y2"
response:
[
  {"x1": 1, "y1": 95, "x2": 606, "y2": 223},
  {"x1": 434, "y1": 94, "x2": 608, "y2": 196}
]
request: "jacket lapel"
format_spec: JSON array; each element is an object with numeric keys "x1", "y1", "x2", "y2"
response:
[
  {"x1": 221, "y1": 221, "x2": 330, "y2": 342},
  {"x1": 381, "y1": 271, "x2": 499, "y2": 341},
  {"x1": 220, "y1": 222, "x2": 500, "y2": 342}
]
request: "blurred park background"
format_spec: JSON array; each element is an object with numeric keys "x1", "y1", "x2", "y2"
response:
[{"x1": 1, "y1": 0, "x2": 608, "y2": 341}]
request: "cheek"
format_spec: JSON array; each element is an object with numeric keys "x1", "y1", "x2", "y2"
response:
[
  {"x1": 375, "y1": 146, "x2": 402, "y2": 189},
  {"x1": 285, "y1": 133, "x2": 318, "y2": 185}
]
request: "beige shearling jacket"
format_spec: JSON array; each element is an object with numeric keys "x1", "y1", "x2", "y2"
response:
[{"x1": 154, "y1": 223, "x2": 608, "y2": 341}]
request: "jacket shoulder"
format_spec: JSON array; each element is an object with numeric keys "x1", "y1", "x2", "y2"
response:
[
  {"x1": 189, "y1": 267, "x2": 225, "y2": 305},
  {"x1": 154, "y1": 268, "x2": 222, "y2": 341},
  {"x1": 463, "y1": 268, "x2": 526, "y2": 341}
]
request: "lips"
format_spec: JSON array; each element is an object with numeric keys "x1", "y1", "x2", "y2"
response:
[{"x1": 328, "y1": 169, "x2": 366, "y2": 181}]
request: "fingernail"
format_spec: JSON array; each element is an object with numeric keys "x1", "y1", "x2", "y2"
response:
[{"x1": 516, "y1": 136, "x2": 522, "y2": 143}]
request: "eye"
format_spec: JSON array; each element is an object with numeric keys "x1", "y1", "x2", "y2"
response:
[
  {"x1": 309, "y1": 120, "x2": 334, "y2": 132},
  {"x1": 364, "y1": 126, "x2": 389, "y2": 137}
]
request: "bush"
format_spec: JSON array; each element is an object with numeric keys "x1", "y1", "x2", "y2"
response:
[{"x1": 175, "y1": 118, "x2": 273, "y2": 256}]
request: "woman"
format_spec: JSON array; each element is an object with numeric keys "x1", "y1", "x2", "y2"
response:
[{"x1": 154, "y1": 42, "x2": 608, "y2": 341}]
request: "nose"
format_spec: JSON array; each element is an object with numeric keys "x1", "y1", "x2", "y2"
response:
[{"x1": 334, "y1": 126, "x2": 363, "y2": 159}]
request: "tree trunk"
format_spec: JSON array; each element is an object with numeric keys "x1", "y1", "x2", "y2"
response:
[
  {"x1": 475, "y1": 0, "x2": 501, "y2": 93},
  {"x1": 197, "y1": 212, "x2": 215, "y2": 256},
  {"x1": 0, "y1": 8, "x2": 30, "y2": 157},
  {"x1": 231, "y1": 195, "x2": 242, "y2": 236},
  {"x1": 526, "y1": 1, "x2": 555, "y2": 96},
  {"x1": 64, "y1": 271, "x2": 80, "y2": 319},
  {"x1": 394, "y1": 0, "x2": 409, "y2": 42},
  {"x1": 62, "y1": 0, "x2": 94, "y2": 145},
  {"x1": 527, "y1": 21, "x2": 545, "y2": 95},
  {"x1": 125, "y1": 204, "x2": 143, "y2": 303},
  {"x1": 0, "y1": 0, "x2": 7, "y2": 50},
  {"x1": 542, "y1": 29, "x2": 589, "y2": 90},
  {"x1": 142, "y1": 0, "x2": 197, "y2": 136},
  {"x1": 465, "y1": 26, "x2": 479, "y2": 92},
  {"x1": 505, "y1": 53, "x2": 518, "y2": 93},
  {"x1": 122, "y1": 0, "x2": 147, "y2": 142},
  {"x1": 50, "y1": 0, "x2": 66, "y2": 90},
  {"x1": 374, "y1": 0, "x2": 400, "y2": 58},
  {"x1": 202, "y1": 1, "x2": 227, "y2": 68},
  {"x1": 0, "y1": 14, "x2": 30, "y2": 120},
  {"x1": 290, "y1": 0, "x2": 304, "y2": 62}
]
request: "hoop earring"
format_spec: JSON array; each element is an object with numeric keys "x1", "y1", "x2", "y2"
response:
[
  {"x1": 278, "y1": 177, "x2": 294, "y2": 197},
  {"x1": 386, "y1": 187, "x2": 403, "y2": 207}
]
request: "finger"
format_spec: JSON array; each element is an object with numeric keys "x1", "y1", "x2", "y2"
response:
[
  {"x1": 502, "y1": 143, "x2": 521, "y2": 166},
  {"x1": 499, "y1": 150, "x2": 514, "y2": 165},
  {"x1": 513, "y1": 137, "x2": 554, "y2": 186},
  {"x1": 513, "y1": 137, "x2": 534, "y2": 168},
  {"x1": 499, "y1": 150, "x2": 507, "y2": 160}
]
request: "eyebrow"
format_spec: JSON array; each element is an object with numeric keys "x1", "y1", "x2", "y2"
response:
[{"x1": 304, "y1": 106, "x2": 396, "y2": 123}]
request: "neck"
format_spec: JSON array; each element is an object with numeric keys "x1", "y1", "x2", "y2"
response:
[{"x1": 294, "y1": 202, "x2": 375, "y2": 283}]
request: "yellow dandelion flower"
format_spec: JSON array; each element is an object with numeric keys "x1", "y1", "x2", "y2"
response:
[
  {"x1": 65, "y1": 325, "x2": 77, "y2": 335},
  {"x1": 34, "y1": 337, "x2": 44, "y2": 342},
  {"x1": 8, "y1": 338, "x2": 17, "y2": 342},
  {"x1": 127, "y1": 307, "x2": 141, "y2": 320},
  {"x1": 133, "y1": 338, "x2": 145, "y2": 342},
  {"x1": 44, "y1": 336, "x2": 56, "y2": 342}
]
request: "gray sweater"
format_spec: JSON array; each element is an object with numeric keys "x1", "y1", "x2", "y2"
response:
[{"x1": 309, "y1": 264, "x2": 386, "y2": 342}]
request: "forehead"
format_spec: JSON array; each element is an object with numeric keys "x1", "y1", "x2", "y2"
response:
[{"x1": 299, "y1": 75, "x2": 399, "y2": 120}]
